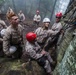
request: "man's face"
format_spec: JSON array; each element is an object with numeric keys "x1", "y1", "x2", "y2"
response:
[
  {"x1": 44, "y1": 22, "x2": 50, "y2": 28},
  {"x1": 56, "y1": 17, "x2": 61, "y2": 23},
  {"x1": 20, "y1": 11, "x2": 22, "y2": 14},
  {"x1": 36, "y1": 12, "x2": 39, "y2": 15},
  {"x1": 11, "y1": 16, "x2": 19, "y2": 25}
]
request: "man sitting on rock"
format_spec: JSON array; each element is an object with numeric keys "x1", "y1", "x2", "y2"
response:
[
  {"x1": 22, "y1": 32, "x2": 53, "y2": 75},
  {"x1": 3, "y1": 11, "x2": 24, "y2": 59}
]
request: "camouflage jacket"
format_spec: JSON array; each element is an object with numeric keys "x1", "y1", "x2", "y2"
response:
[
  {"x1": 35, "y1": 27, "x2": 50, "y2": 43},
  {"x1": 33, "y1": 14, "x2": 41, "y2": 22},
  {"x1": 3, "y1": 24, "x2": 23, "y2": 55},
  {"x1": 25, "y1": 41, "x2": 43, "y2": 60},
  {"x1": 48, "y1": 22, "x2": 63, "y2": 36}
]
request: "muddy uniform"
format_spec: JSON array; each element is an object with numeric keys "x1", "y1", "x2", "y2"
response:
[
  {"x1": 35, "y1": 22, "x2": 62, "y2": 50},
  {"x1": 25, "y1": 41, "x2": 53, "y2": 73},
  {"x1": 44, "y1": 22, "x2": 63, "y2": 49},
  {"x1": 33, "y1": 14, "x2": 41, "y2": 25},
  {"x1": 35, "y1": 27, "x2": 50, "y2": 49},
  {"x1": 18, "y1": 13, "x2": 25, "y2": 22},
  {"x1": 3, "y1": 24, "x2": 23, "y2": 58},
  {"x1": 48, "y1": 22, "x2": 62, "y2": 36},
  {"x1": 0, "y1": 20, "x2": 7, "y2": 56}
]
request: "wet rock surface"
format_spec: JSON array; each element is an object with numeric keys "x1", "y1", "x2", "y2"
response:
[
  {"x1": 0, "y1": 58, "x2": 45, "y2": 75},
  {"x1": 53, "y1": 0, "x2": 76, "y2": 75}
]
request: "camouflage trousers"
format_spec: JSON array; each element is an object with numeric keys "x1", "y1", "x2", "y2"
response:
[{"x1": 37, "y1": 56, "x2": 52, "y2": 73}]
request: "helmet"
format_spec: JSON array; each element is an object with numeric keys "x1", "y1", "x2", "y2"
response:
[
  {"x1": 1, "y1": 29, "x2": 6, "y2": 37},
  {"x1": 43, "y1": 18, "x2": 50, "y2": 23},
  {"x1": 9, "y1": 46, "x2": 17, "y2": 54},
  {"x1": 26, "y1": 32, "x2": 36, "y2": 42},
  {"x1": 56, "y1": 12, "x2": 62, "y2": 18},
  {"x1": 36, "y1": 10, "x2": 39, "y2": 13}
]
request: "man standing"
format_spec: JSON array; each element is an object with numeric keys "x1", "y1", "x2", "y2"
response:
[
  {"x1": 18, "y1": 10, "x2": 25, "y2": 24},
  {"x1": 33, "y1": 10, "x2": 41, "y2": 26},
  {"x1": 3, "y1": 13, "x2": 24, "y2": 59}
]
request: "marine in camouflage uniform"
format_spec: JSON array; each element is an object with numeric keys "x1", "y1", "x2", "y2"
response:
[
  {"x1": 24, "y1": 32, "x2": 53, "y2": 75},
  {"x1": 44, "y1": 21, "x2": 63, "y2": 51},
  {"x1": 25, "y1": 41, "x2": 53, "y2": 75},
  {"x1": 35, "y1": 18, "x2": 52, "y2": 49},
  {"x1": 44, "y1": 13, "x2": 63, "y2": 50},
  {"x1": 35, "y1": 26, "x2": 51, "y2": 49},
  {"x1": 44, "y1": 13, "x2": 63, "y2": 69},
  {"x1": 3, "y1": 15, "x2": 24, "y2": 59},
  {"x1": 35, "y1": 21, "x2": 62, "y2": 49}
]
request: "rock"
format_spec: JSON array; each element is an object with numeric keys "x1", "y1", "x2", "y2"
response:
[
  {"x1": 53, "y1": 0, "x2": 76, "y2": 75},
  {"x1": 53, "y1": 36, "x2": 76, "y2": 75},
  {"x1": 57, "y1": 26, "x2": 76, "y2": 64},
  {"x1": 0, "y1": 58, "x2": 45, "y2": 75}
]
